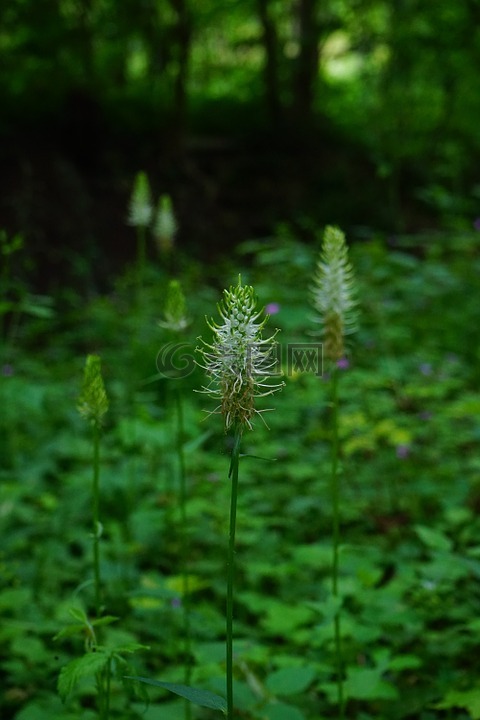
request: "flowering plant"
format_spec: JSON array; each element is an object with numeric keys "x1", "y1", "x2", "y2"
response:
[
  {"x1": 127, "y1": 171, "x2": 153, "y2": 228},
  {"x1": 153, "y1": 194, "x2": 177, "y2": 254},
  {"x1": 311, "y1": 225, "x2": 357, "y2": 363},
  {"x1": 77, "y1": 354, "x2": 109, "y2": 427},
  {"x1": 197, "y1": 277, "x2": 283, "y2": 719},
  {"x1": 159, "y1": 279, "x2": 190, "y2": 332},
  {"x1": 196, "y1": 276, "x2": 283, "y2": 431},
  {"x1": 310, "y1": 225, "x2": 358, "y2": 719}
]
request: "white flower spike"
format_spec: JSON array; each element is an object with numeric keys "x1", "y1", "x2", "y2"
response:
[
  {"x1": 153, "y1": 194, "x2": 177, "y2": 254},
  {"x1": 159, "y1": 279, "x2": 190, "y2": 332},
  {"x1": 311, "y1": 225, "x2": 358, "y2": 363},
  {"x1": 197, "y1": 276, "x2": 283, "y2": 432},
  {"x1": 127, "y1": 171, "x2": 153, "y2": 228}
]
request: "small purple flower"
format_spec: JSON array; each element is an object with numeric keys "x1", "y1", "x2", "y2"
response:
[
  {"x1": 396, "y1": 444, "x2": 410, "y2": 460},
  {"x1": 473, "y1": 218, "x2": 480, "y2": 231},
  {"x1": 171, "y1": 597, "x2": 182, "y2": 609},
  {"x1": 336, "y1": 357, "x2": 349, "y2": 370},
  {"x1": 265, "y1": 302, "x2": 280, "y2": 315},
  {"x1": 418, "y1": 411, "x2": 433, "y2": 421},
  {"x1": 419, "y1": 363, "x2": 432, "y2": 376},
  {"x1": 2, "y1": 364, "x2": 14, "y2": 377}
]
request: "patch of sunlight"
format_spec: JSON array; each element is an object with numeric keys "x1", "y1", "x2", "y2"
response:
[
  {"x1": 322, "y1": 30, "x2": 363, "y2": 81},
  {"x1": 284, "y1": 40, "x2": 300, "y2": 59},
  {"x1": 371, "y1": 43, "x2": 390, "y2": 68},
  {"x1": 126, "y1": 41, "x2": 149, "y2": 81}
]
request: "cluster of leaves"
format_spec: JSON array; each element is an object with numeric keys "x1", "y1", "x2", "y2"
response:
[{"x1": 1, "y1": 228, "x2": 480, "y2": 719}]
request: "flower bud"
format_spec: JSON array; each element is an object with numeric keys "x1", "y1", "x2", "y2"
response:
[
  {"x1": 311, "y1": 226, "x2": 357, "y2": 363},
  {"x1": 159, "y1": 279, "x2": 190, "y2": 332},
  {"x1": 77, "y1": 355, "x2": 109, "y2": 426},
  {"x1": 153, "y1": 194, "x2": 177, "y2": 254},
  {"x1": 127, "y1": 171, "x2": 153, "y2": 228}
]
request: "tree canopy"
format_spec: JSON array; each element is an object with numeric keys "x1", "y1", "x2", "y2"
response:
[{"x1": 1, "y1": 0, "x2": 479, "y2": 287}]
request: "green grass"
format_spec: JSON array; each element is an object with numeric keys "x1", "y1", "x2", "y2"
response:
[{"x1": 1, "y1": 228, "x2": 480, "y2": 719}]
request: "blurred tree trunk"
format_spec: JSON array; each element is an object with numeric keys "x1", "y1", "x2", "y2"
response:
[
  {"x1": 257, "y1": 0, "x2": 282, "y2": 129},
  {"x1": 70, "y1": 0, "x2": 94, "y2": 83},
  {"x1": 169, "y1": 0, "x2": 192, "y2": 147},
  {"x1": 293, "y1": 0, "x2": 320, "y2": 127}
]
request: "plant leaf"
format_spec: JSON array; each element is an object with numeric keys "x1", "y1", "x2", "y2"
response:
[
  {"x1": 435, "y1": 688, "x2": 480, "y2": 719},
  {"x1": 126, "y1": 677, "x2": 227, "y2": 712},
  {"x1": 266, "y1": 666, "x2": 316, "y2": 696},
  {"x1": 415, "y1": 525, "x2": 452, "y2": 552},
  {"x1": 263, "y1": 700, "x2": 306, "y2": 720},
  {"x1": 53, "y1": 623, "x2": 87, "y2": 641},
  {"x1": 345, "y1": 667, "x2": 398, "y2": 700},
  {"x1": 92, "y1": 615, "x2": 119, "y2": 628},
  {"x1": 58, "y1": 651, "x2": 109, "y2": 700},
  {"x1": 111, "y1": 642, "x2": 149, "y2": 655}
]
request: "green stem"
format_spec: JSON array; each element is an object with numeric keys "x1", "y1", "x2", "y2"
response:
[
  {"x1": 95, "y1": 657, "x2": 111, "y2": 720},
  {"x1": 136, "y1": 225, "x2": 146, "y2": 305},
  {"x1": 330, "y1": 368, "x2": 345, "y2": 719},
  {"x1": 175, "y1": 388, "x2": 192, "y2": 720},
  {"x1": 104, "y1": 656, "x2": 111, "y2": 720},
  {"x1": 90, "y1": 412, "x2": 106, "y2": 720},
  {"x1": 226, "y1": 426, "x2": 242, "y2": 720},
  {"x1": 92, "y1": 422, "x2": 102, "y2": 619},
  {"x1": 0, "y1": 261, "x2": 7, "y2": 347}
]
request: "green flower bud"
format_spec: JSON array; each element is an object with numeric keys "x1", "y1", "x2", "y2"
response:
[
  {"x1": 153, "y1": 194, "x2": 177, "y2": 254},
  {"x1": 128, "y1": 171, "x2": 153, "y2": 228},
  {"x1": 160, "y1": 279, "x2": 190, "y2": 332},
  {"x1": 311, "y1": 226, "x2": 358, "y2": 363},
  {"x1": 77, "y1": 355, "x2": 109, "y2": 426}
]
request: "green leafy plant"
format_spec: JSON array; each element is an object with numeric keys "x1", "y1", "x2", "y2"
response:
[
  {"x1": 77, "y1": 354, "x2": 109, "y2": 618},
  {"x1": 311, "y1": 226, "x2": 358, "y2": 719},
  {"x1": 127, "y1": 172, "x2": 153, "y2": 305},
  {"x1": 56, "y1": 356, "x2": 114, "y2": 718},
  {"x1": 161, "y1": 279, "x2": 193, "y2": 720},
  {"x1": 4, "y1": 227, "x2": 480, "y2": 720},
  {"x1": 196, "y1": 276, "x2": 284, "y2": 719}
]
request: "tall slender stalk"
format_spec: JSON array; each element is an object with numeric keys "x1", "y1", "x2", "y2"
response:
[
  {"x1": 127, "y1": 170, "x2": 152, "y2": 308},
  {"x1": 160, "y1": 279, "x2": 193, "y2": 719},
  {"x1": 103, "y1": 657, "x2": 112, "y2": 720},
  {"x1": 330, "y1": 367, "x2": 344, "y2": 719},
  {"x1": 136, "y1": 224, "x2": 146, "y2": 306},
  {"x1": 77, "y1": 355, "x2": 110, "y2": 720},
  {"x1": 175, "y1": 387, "x2": 192, "y2": 720},
  {"x1": 196, "y1": 278, "x2": 282, "y2": 719},
  {"x1": 92, "y1": 421, "x2": 102, "y2": 619},
  {"x1": 92, "y1": 419, "x2": 110, "y2": 720},
  {"x1": 226, "y1": 425, "x2": 242, "y2": 720},
  {"x1": 310, "y1": 226, "x2": 357, "y2": 719}
]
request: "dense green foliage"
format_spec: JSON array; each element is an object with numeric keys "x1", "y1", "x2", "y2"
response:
[
  {"x1": 2, "y1": 227, "x2": 480, "y2": 719},
  {"x1": 2, "y1": 3, "x2": 480, "y2": 716}
]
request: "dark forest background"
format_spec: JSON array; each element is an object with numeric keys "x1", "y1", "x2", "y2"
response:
[
  {"x1": 1, "y1": 0, "x2": 480, "y2": 291},
  {"x1": 4, "y1": 5, "x2": 480, "y2": 719}
]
